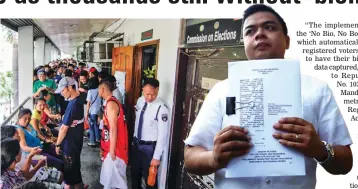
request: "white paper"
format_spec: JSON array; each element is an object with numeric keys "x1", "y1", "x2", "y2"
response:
[
  {"x1": 225, "y1": 59, "x2": 305, "y2": 178},
  {"x1": 114, "y1": 71, "x2": 126, "y2": 102}
]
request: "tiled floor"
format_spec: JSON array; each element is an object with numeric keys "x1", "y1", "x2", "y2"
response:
[{"x1": 80, "y1": 138, "x2": 132, "y2": 189}]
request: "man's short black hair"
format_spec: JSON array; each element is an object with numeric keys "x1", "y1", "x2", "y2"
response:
[
  {"x1": 68, "y1": 64, "x2": 75, "y2": 68},
  {"x1": 143, "y1": 78, "x2": 159, "y2": 88},
  {"x1": 80, "y1": 70, "x2": 89, "y2": 77},
  {"x1": 98, "y1": 71, "x2": 108, "y2": 79},
  {"x1": 78, "y1": 63, "x2": 86, "y2": 67},
  {"x1": 88, "y1": 77, "x2": 99, "y2": 90},
  {"x1": 64, "y1": 69, "x2": 73, "y2": 77},
  {"x1": 43, "y1": 64, "x2": 50, "y2": 68},
  {"x1": 0, "y1": 126, "x2": 17, "y2": 141},
  {"x1": 243, "y1": 4, "x2": 288, "y2": 35},
  {"x1": 99, "y1": 76, "x2": 115, "y2": 92},
  {"x1": 46, "y1": 69, "x2": 55, "y2": 77},
  {"x1": 39, "y1": 90, "x2": 49, "y2": 99}
]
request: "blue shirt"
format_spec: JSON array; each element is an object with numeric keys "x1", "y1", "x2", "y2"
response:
[
  {"x1": 16, "y1": 125, "x2": 43, "y2": 152},
  {"x1": 61, "y1": 97, "x2": 84, "y2": 156},
  {"x1": 54, "y1": 75, "x2": 62, "y2": 84},
  {"x1": 86, "y1": 88, "x2": 101, "y2": 115}
]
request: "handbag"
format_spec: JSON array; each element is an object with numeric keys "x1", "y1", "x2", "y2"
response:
[{"x1": 88, "y1": 91, "x2": 99, "y2": 117}]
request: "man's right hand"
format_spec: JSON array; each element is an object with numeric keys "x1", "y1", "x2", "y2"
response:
[
  {"x1": 37, "y1": 86, "x2": 45, "y2": 93},
  {"x1": 211, "y1": 126, "x2": 252, "y2": 170}
]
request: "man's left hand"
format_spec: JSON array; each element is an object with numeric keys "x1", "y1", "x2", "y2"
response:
[
  {"x1": 150, "y1": 159, "x2": 160, "y2": 167},
  {"x1": 272, "y1": 117, "x2": 327, "y2": 160},
  {"x1": 55, "y1": 146, "x2": 60, "y2": 155},
  {"x1": 110, "y1": 152, "x2": 116, "y2": 161}
]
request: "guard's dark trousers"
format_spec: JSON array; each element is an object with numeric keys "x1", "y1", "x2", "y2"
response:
[{"x1": 131, "y1": 138, "x2": 158, "y2": 189}]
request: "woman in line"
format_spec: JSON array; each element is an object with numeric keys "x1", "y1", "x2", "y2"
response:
[
  {"x1": 86, "y1": 77, "x2": 102, "y2": 146},
  {"x1": 38, "y1": 90, "x2": 61, "y2": 133},
  {"x1": 31, "y1": 98, "x2": 59, "y2": 141},
  {"x1": 16, "y1": 108, "x2": 64, "y2": 171}
]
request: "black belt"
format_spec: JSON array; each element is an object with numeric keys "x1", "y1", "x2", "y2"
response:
[{"x1": 134, "y1": 137, "x2": 156, "y2": 145}]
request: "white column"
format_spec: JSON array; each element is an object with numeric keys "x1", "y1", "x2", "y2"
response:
[
  {"x1": 34, "y1": 37, "x2": 45, "y2": 67},
  {"x1": 44, "y1": 42, "x2": 51, "y2": 64},
  {"x1": 18, "y1": 26, "x2": 34, "y2": 109},
  {"x1": 50, "y1": 45, "x2": 54, "y2": 61}
]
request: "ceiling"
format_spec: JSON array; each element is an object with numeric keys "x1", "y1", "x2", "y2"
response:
[{"x1": 33, "y1": 19, "x2": 118, "y2": 54}]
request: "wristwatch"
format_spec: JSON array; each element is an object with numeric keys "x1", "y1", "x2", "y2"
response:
[
  {"x1": 315, "y1": 141, "x2": 334, "y2": 165},
  {"x1": 55, "y1": 144, "x2": 61, "y2": 147}
]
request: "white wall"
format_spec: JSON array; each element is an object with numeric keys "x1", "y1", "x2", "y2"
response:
[
  {"x1": 110, "y1": 19, "x2": 181, "y2": 109},
  {"x1": 105, "y1": 19, "x2": 181, "y2": 189}
]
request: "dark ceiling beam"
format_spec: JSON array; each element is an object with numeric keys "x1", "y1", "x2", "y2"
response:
[{"x1": 1, "y1": 19, "x2": 18, "y2": 32}]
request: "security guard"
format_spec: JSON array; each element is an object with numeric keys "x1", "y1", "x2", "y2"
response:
[{"x1": 131, "y1": 78, "x2": 169, "y2": 189}]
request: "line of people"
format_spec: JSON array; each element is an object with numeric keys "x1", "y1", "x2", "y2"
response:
[{"x1": 2, "y1": 58, "x2": 170, "y2": 189}]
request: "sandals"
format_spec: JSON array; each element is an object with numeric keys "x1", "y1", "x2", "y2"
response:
[{"x1": 87, "y1": 143, "x2": 96, "y2": 147}]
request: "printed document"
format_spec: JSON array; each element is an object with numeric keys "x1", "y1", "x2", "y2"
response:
[{"x1": 225, "y1": 59, "x2": 306, "y2": 178}]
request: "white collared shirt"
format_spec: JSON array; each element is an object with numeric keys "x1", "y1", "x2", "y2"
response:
[
  {"x1": 184, "y1": 75, "x2": 352, "y2": 189},
  {"x1": 134, "y1": 96, "x2": 169, "y2": 160}
]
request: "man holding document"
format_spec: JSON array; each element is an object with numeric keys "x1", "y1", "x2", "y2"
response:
[{"x1": 183, "y1": 4, "x2": 353, "y2": 189}]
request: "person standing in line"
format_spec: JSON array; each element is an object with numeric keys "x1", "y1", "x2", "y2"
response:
[
  {"x1": 54, "y1": 65, "x2": 65, "y2": 84},
  {"x1": 68, "y1": 64, "x2": 79, "y2": 82},
  {"x1": 131, "y1": 78, "x2": 169, "y2": 189},
  {"x1": 33, "y1": 69, "x2": 57, "y2": 113},
  {"x1": 54, "y1": 77, "x2": 88, "y2": 189},
  {"x1": 85, "y1": 77, "x2": 102, "y2": 147},
  {"x1": 98, "y1": 77, "x2": 128, "y2": 189},
  {"x1": 88, "y1": 67, "x2": 98, "y2": 79}
]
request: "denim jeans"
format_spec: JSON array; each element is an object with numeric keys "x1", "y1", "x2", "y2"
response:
[{"x1": 88, "y1": 114, "x2": 100, "y2": 144}]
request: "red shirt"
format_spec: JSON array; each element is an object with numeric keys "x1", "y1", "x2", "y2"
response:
[
  {"x1": 40, "y1": 104, "x2": 49, "y2": 126},
  {"x1": 101, "y1": 96, "x2": 128, "y2": 164}
]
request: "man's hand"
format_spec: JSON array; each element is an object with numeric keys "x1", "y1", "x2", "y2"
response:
[
  {"x1": 150, "y1": 159, "x2": 160, "y2": 167},
  {"x1": 78, "y1": 88, "x2": 86, "y2": 93},
  {"x1": 43, "y1": 125, "x2": 51, "y2": 132},
  {"x1": 273, "y1": 117, "x2": 327, "y2": 160},
  {"x1": 45, "y1": 137, "x2": 53, "y2": 143},
  {"x1": 55, "y1": 146, "x2": 61, "y2": 155},
  {"x1": 100, "y1": 148, "x2": 103, "y2": 158},
  {"x1": 54, "y1": 114, "x2": 61, "y2": 119},
  {"x1": 110, "y1": 151, "x2": 116, "y2": 161},
  {"x1": 37, "y1": 86, "x2": 46, "y2": 93},
  {"x1": 29, "y1": 147, "x2": 42, "y2": 157},
  {"x1": 211, "y1": 126, "x2": 252, "y2": 170}
]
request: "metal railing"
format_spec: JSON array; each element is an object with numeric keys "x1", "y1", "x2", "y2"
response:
[{"x1": 0, "y1": 96, "x2": 32, "y2": 127}]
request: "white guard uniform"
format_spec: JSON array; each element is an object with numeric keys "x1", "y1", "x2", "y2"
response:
[{"x1": 134, "y1": 96, "x2": 169, "y2": 161}]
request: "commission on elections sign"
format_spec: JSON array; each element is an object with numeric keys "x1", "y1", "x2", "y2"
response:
[{"x1": 185, "y1": 19, "x2": 243, "y2": 47}]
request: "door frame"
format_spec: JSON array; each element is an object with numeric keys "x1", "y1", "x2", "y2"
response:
[
  {"x1": 167, "y1": 48, "x2": 189, "y2": 189},
  {"x1": 133, "y1": 39, "x2": 160, "y2": 102},
  {"x1": 167, "y1": 46, "x2": 246, "y2": 189}
]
